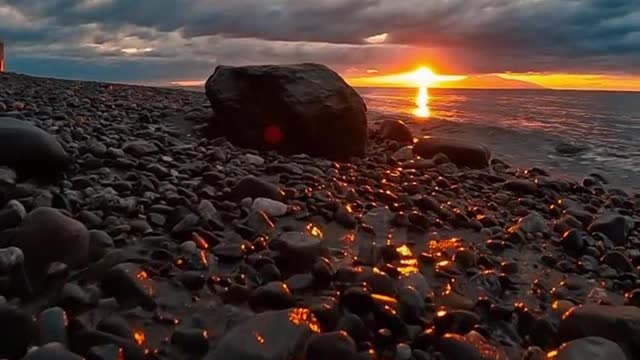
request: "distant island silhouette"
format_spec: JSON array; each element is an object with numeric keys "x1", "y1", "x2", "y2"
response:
[{"x1": 437, "y1": 74, "x2": 546, "y2": 90}]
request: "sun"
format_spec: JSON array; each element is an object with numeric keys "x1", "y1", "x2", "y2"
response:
[{"x1": 411, "y1": 67, "x2": 436, "y2": 86}]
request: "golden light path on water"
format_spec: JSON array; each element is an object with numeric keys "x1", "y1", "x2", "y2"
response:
[{"x1": 413, "y1": 85, "x2": 430, "y2": 118}]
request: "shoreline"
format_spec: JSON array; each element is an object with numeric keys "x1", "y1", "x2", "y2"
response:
[{"x1": 1, "y1": 72, "x2": 639, "y2": 359}]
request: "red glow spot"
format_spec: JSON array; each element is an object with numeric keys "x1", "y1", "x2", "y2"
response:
[{"x1": 264, "y1": 125, "x2": 284, "y2": 146}]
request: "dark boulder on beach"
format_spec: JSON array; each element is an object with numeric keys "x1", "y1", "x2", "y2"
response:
[
  {"x1": 0, "y1": 117, "x2": 68, "y2": 179},
  {"x1": 413, "y1": 137, "x2": 491, "y2": 169},
  {"x1": 205, "y1": 63, "x2": 368, "y2": 160}
]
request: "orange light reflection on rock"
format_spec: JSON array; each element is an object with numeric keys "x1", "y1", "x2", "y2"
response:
[
  {"x1": 254, "y1": 332, "x2": 265, "y2": 344},
  {"x1": 192, "y1": 232, "x2": 209, "y2": 249},
  {"x1": 306, "y1": 223, "x2": 324, "y2": 238},
  {"x1": 288, "y1": 308, "x2": 321, "y2": 333},
  {"x1": 134, "y1": 330, "x2": 146, "y2": 346}
]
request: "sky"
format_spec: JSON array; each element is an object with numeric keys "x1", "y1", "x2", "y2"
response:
[{"x1": 1, "y1": 0, "x2": 639, "y2": 90}]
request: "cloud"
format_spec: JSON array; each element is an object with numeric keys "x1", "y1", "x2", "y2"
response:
[{"x1": 0, "y1": 0, "x2": 638, "y2": 81}]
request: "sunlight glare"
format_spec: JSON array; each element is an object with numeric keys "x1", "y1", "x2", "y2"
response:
[
  {"x1": 412, "y1": 67, "x2": 436, "y2": 87},
  {"x1": 413, "y1": 85, "x2": 430, "y2": 118}
]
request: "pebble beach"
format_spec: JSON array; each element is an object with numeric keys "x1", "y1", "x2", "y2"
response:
[{"x1": 1, "y1": 70, "x2": 639, "y2": 360}]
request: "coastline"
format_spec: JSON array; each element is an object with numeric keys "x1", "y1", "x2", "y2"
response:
[{"x1": 1, "y1": 72, "x2": 639, "y2": 359}]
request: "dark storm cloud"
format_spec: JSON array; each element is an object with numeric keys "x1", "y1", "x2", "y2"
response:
[{"x1": 1, "y1": 0, "x2": 638, "y2": 80}]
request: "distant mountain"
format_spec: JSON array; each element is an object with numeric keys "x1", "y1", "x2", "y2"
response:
[{"x1": 436, "y1": 74, "x2": 545, "y2": 90}]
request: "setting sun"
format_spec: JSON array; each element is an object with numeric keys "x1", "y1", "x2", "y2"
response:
[
  {"x1": 411, "y1": 67, "x2": 436, "y2": 86},
  {"x1": 347, "y1": 67, "x2": 465, "y2": 88}
]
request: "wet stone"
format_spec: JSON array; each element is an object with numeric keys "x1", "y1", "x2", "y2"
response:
[
  {"x1": 37, "y1": 307, "x2": 68, "y2": 346},
  {"x1": 100, "y1": 263, "x2": 156, "y2": 309},
  {"x1": 229, "y1": 176, "x2": 284, "y2": 202},
  {"x1": 588, "y1": 213, "x2": 633, "y2": 246},
  {"x1": 0, "y1": 305, "x2": 36, "y2": 359},
  {"x1": 205, "y1": 308, "x2": 319, "y2": 360},
  {"x1": 249, "y1": 281, "x2": 295, "y2": 311},
  {"x1": 550, "y1": 336, "x2": 627, "y2": 360},
  {"x1": 305, "y1": 331, "x2": 358, "y2": 360},
  {"x1": 252, "y1": 197, "x2": 288, "y2": 217},
  {"x1": 22, "y1": 343, "x2": 83, "y2": 360},
  {"x1": 601, "y1": 251, "x2": 634, "y2": 273},
  {"x1": 559, "y1": 304, "x2": 640, "y2": 356},
  {"x1": 171, "y1": 327, "x2": 209, "y2": 355}
]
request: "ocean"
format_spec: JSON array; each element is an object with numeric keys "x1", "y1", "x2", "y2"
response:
[{"x1": 359, "y1": 87, "x2": 640, "y2": 190}]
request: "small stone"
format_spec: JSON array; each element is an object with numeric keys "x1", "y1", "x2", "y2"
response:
[
  {"x1": 513, "y1": 211, "x2": 548, "y2": 234},
  {"x1": 229, "y1": 176, "x2": 284, "y2": 202},
  {"x1": 22, "y1": 343, "x2": 83, "y2": 360},
  {"x1": 241, "y1": 154, "x2": 265, "y2": 165},
  {"x1": 392, "y1": 146, "x2": 414, "y2": 162},
  {"x1": 588, "y1": 213, "x2": 633, "y2": 246},
  {"x1": 335, "y1": 205, "x2": 357, "y2": 229},
  {"x1": 252, "y1": 198, "x2": 288, "y2": 217},
  {"x1": 122, "y1": 140, "x2": 158, "y2": 157},
  {"x1": 561, "y1": 229, "x2": 585, "y2": 254},
  {"x1": 379, "y1": 119, "x2": 413, "y2": 143},
  {"x1": 205, "y1": 308, "x2": 319, "y2": 360},
  {"x1": 0, "y1": 246, "x2": 24, "y2": 272},
  {"x1": 100, "y1": 263, "x2": 156, "y2": 309},
  {"x1": 601, "y1": 251, "x2": 634, "y2": 273},
  {"x1": 395, "y1": 343, "x2": 412, "y2": 360},
  {"x1": 37, "y1": 307, "x2": 68, "y2": 346},
  {"x1": 88, "y1": 230, "x2": 114, "y2": 262},
  {"x1": 180, "y1": 240, "x2": 198, "y2": 253},
  {"x1": 171, "y1": 327, "x2": 209, "y2": 354},
  {"x1": 87, "y1": 344, "x2": 122, "y2": 360},
  {"x1": 16, "y1": 207, "x2": 90, "y2": 284},
  {"x1": 0, "y1": 200, "x2": 26, "y2": 231},
  {"x1": 305, "y1": 331, "x2": 358, "y2": 360},
  {"x1": 249, "y1": 281, "x2": 295, "y2": 311},
  {"x1": 0, "y1": 305, "x2": 36, "y2": 359},
  {"x1": 337, "y1": 313, "x2": 370, "y2": 343},
  {"x1": 180, "y1": 271, "x2": 206, "y2": 291},
  {"x1": 504, "y1": 179, "x2": 538, "y2": 194},
  {"x1": 270, "y1": 231, "x2": 326, "y2": 272}
]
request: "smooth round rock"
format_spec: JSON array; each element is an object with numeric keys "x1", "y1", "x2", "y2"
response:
[
  {"x1": 205, "y1": 308, "x2": 320, "y2": 360},
  {"x1": 0, "y1": 305, "x2": 37, "y2": 359},
  {"x1": 22, "y1": 343, "x2": 83, "y2": 360},
  {"x1": 304, "y1": 331, "x2": 358, "y2": 360},
  {"x1": 16, "y1": 207, "x2": 90, "y2": 281},
  {"x1": 413, "y1": 137, "x2": 490, "y2": 169},
  {"x1": 229, "y1": 176, "x2": 284, "y2": 202},
  {"x1": 0, "y1": 117, "x2": 69, "y2": 178},
  {"x1": 252, "y1": 198, "x2": 287, "y2": 217},
  {"x1": 549, "y1": 336, "x2": 627, "y2": 360},
  {"x1": 379, "y1": 120, "x2": 413, "y2": 143}
]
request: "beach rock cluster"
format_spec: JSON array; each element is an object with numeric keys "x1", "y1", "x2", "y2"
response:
[{"x1": 0, "y1": 70, "x2": 639, "y2": 359}]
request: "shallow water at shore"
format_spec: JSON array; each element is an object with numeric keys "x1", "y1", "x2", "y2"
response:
[{"x1": 359, "y1": 87, "x2": 640, "y2": 190}]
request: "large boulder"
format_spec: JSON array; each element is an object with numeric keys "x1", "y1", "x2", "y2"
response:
[
  {"x1": 413, "y1": 137, "x2": 490, "y2": 169},
  {"x1": 205, "y1": 308, "x2": 319, "y2": 360},
  {"x1": 558, "y1": 305, "x2": 640, "y2": 357},
  {"x1": 550, "y1": 337, "x2": 627, "y2": 360},
  {"x1": 0, "y1": 117, "x2": 68, "y2": 178},
  {"x1": 16, "y1": 207, "x2": 90, "y2": 283},
  {"x1": 205, "y1": 63, "x2": 368, "y2": 160}
]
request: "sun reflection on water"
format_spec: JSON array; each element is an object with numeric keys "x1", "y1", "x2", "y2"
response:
[{"x1": 413, "y1": 85, "x2": 430, "y2": 118}]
